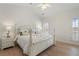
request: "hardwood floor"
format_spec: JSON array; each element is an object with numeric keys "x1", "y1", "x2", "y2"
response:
[
  {"x1": 39, "y1": 41, "x2": 79, "y2": 56},
  {"x1": 0, "y1": 41, "x2": 79, "y2": 56}
]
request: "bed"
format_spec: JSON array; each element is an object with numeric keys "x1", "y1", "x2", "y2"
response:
[{"x1": 16, "y1": 25, "x2": 54, "y2": 56}]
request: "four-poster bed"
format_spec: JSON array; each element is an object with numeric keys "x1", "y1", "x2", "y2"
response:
[{"x1": 16, "y1": 25, "x2": 54, "y2": 56}]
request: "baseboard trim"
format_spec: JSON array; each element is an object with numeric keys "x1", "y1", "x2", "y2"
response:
[{"x1": 56, "y1": 39, "x2": 79, "y2": 46}]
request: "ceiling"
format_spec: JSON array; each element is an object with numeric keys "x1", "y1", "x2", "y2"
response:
[
  {"x1": 0, "y1": 3, "x2": 79, "y2": 18},
  {"x1": 28, "y1": 3, "x2": 79, "y2": 17}
]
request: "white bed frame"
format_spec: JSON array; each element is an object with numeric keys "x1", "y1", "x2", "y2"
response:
[
  {"x1": 16, "y1": 25, "x2": 54, "y2": 56},
  {"x1": 24, "y1": 38, "x2": 54, "y2": 56}
]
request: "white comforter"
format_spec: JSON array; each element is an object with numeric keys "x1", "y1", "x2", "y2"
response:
[
  {"x1": 32, "y1": 33, "x2": 53, "y2": 44},
  {"x1": 17, "y1": 32, "x2": 53, "y2": 54},
  {"x1": 17, "y1": 33, "x2": 52, "y2": 44},
  {"x1": 17, "y1": 35, "x2": 30, "y2": 49}
]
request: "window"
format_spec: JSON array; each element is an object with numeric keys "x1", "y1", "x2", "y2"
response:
[
  {"x1": 72, "y1": 17, "x2": 79, "y2": 28},
  {"x1": 72, "y1": 17, "x2": 79, "y2": 41}
]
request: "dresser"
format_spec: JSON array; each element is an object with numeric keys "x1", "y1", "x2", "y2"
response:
[{"x1": 0, "y1": 37, "x2": 15, "y2": 50}]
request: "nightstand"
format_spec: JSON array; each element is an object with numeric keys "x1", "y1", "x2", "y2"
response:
[{"x1": 0, "y1": 37, "x2": 15, "y2": 50}]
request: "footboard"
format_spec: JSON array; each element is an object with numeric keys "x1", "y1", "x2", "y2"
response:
[{"x1": 24, "y1": 38, "x2": 54, "y2": 56}]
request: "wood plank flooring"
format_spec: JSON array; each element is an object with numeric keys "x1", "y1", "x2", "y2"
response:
[{"x1": 0, "y1": 41, "x2": 79, "y2": 56}]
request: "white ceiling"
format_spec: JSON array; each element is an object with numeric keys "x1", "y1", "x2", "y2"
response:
[
  {"x1": 0, "y1": 3, "x2": 79, "y2": 18},
  {"x1": 28, "y1": 3, "x2": 79, "y2": 17}
]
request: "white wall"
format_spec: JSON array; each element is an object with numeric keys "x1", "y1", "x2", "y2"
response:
[
  {"x1": 0, "y1": 4, "x2": 42, "y2": 34},
  {"x1": 44, "y1": 8, "x2": 79, "y2": 45}
]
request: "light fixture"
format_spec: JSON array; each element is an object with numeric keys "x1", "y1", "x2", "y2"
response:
[{"x1": 39, "y1": 3, "x2": 50, "y2": 11}]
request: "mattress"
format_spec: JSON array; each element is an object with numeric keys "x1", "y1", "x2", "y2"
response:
[
  {"x1": 32, "y1": 34, "x2": 53, "y2": 44},
  {"x1": 17, "y1": 33, "x2": 53, "y2": 45}
]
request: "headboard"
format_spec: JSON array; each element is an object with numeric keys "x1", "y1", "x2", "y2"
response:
[
  {"x1": 16, "y1": 25, "x2": 30, "y2": 36},
  {"x1": 16, "y1": 25, "x2": 43, "y2": 36}
]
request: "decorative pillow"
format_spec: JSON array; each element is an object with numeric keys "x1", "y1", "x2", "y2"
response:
[
  {"x1": 23, "y1": 30, "x2": 29, "y2": 35},
  {"x1": 19, "y1": 32, "x2": 23, "y2": 36},
  {"x1": 32, "y1": 28, "x2": 42, "y2": 35}
]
